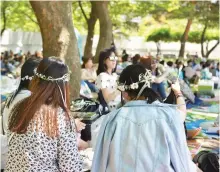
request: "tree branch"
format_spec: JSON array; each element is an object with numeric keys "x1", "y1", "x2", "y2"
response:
[
  {"x1": 20, "y1": 11, "x2": 38, "y2": 25},
  {"x1": 206, "y1": 40, "x2": 219, "y2": 57},
  {"x1": 1, "y1": 5, "x2": 7, "y2": 36},
  {"x1": 201, "y1": 21, "x2": 208, "y2": 57},
  {"x1": 206, "y1": 41, "x2": 209, "y2": 54},
  {"x1": 78, "y1": 1, "x2": 88, "y2": 22}
]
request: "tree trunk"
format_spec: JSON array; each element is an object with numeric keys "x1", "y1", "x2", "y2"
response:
[
  {"x1": 201, "y1": 22, "x2": 208, "y2": 58},
  {"x1": 205, "y1": 41, "x2": 209, "y2": 54},
  {"x1": 178, "y1": 18, "x2": 193, "y2": 58},
  {"x1": 156, "y1": 42, "x2": 161, "y2": 56},
  {"x1": 93, "y1": 1, "x2": 113, "y2": 63},
  {"x1": 205, "y1": 40, "x2": 219, "y2": 58},
  {"x1": 30, "y1": 1, "x2": 80, "y2": 100},
  {"x1": 83, "y1": 2, "x2": 97, "y2": 58},
  {"x1": 1, "y1": 5, "x2": 7, "y2": 36}
]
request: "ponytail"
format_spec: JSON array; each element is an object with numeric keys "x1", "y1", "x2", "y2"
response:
[{"x1": 142, "y1": 87, "x2": 162, "y2": 104}]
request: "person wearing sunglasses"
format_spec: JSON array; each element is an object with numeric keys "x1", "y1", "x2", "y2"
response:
[{"x1": 96, "y1": 48, "x2": 121, "y2": 112}]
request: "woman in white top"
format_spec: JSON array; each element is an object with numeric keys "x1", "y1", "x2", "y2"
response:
[
  {"x1": 81, "y1": 57, "x2": 98, "y2": 93},
  {"x1": 96, "y1": 48, "x2": 121, "y2": 112}
]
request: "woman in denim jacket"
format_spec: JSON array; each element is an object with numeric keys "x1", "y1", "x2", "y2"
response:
[{"x1": 92, "y1": 64, "x2": 200, "y2": 172}]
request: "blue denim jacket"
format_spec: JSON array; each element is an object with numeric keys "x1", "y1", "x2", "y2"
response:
[{"x1": 92, "y1": 101, "x2": 196, "y2": 172}]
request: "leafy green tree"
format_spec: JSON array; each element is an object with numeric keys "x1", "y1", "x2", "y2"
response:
[
  {"x1": 195, "y1": 1, "x2": 219, "y2": 58},
  {"x1": 0, "y1": 1, "x2": 39, "y2": 35},
  {"x1": 152, "y1": 1, "x2": 195, "y2": 57},
  {"x1": 146, "y1": 27, "x2": 172, "y2": 55}
]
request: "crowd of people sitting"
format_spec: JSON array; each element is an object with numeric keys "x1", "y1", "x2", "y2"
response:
[
  {"x1": 80, "y1": 48, "x2": 219, "y2": 107},
  {"x1": 1, "y1": 49, "x2": 219, "y2": 101},
  {"x1": 1, "y1": 50, "x2": 43, "y2": 77},
  {"x1": 0, "y1": 48, "x2": 219, "y2": 172}
]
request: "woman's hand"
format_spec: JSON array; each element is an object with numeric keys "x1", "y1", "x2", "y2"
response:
[
  {"x1": 171, "y1": 80, "x2": 181, "y2": 95},
  {"x1": 78, "y1": 138, "x2": 89, "y2": 150},
  {"x1": 172, "y1": 80, "x2": 186, "y2": 122},
  {"x1": 75, "y1": 118, "x2": 86, "y2": 132}
]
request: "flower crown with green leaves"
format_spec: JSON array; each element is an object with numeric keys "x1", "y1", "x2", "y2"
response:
[
  {"x1": 118, "y1": 69, "x2": 153, "y2": 92},
  {"x1": 34, "y1": 68, "x2": 70, "y2": 82}
]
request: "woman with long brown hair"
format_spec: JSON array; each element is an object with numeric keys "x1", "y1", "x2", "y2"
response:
[{"x1": 5, "y1": 57, "x2": 82, "y2": 172}]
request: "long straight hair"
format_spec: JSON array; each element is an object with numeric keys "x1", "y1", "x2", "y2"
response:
[
  {"x1": 9, "y1": 57, "x2": 70, "y2": 137},
  {"x1": 6, "y1": 57, "x2": 41, "y2": 108}
]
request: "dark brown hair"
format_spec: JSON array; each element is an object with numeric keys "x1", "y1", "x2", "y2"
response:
[
  {"x1": 119, "y1": 64, "x2": 161, "y2": 103},
  {"x1": 140, "y1": 56, "x2": 161, "y2": 76},
  {"x1": 97, "y1": 48, "x2": 117, "y2": 75},
  {"x1": 81, "y1": 56, "x2": 93, "y2": 68},
  {"x1": 9, "y1": 57, "x2": 70, "y2": 137}
]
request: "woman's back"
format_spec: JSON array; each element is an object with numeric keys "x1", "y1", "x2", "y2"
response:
[
  {"x1": 5, "y1": 105, "x2": 82, "y2": 172},
  {"x1": 92, "y1": 101, "x2": 196, "y2": 172},
  {"x1": 5, "y1": 57, "x2": 82, "y2": 172}
]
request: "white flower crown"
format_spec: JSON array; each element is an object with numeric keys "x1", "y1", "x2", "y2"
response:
[
  {"x1": 118, "y1": 69, "x2": 153, "y2": 91},
  {"x1": 34, "y1": 68, "x2": 70, "y2": 82},
  {"x1": 21, "y1": 75, "x2": 33, "y2": 81}
]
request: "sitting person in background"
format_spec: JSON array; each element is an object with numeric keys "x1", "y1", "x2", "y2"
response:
[
  {"x1": 115, "y1": 56, "x2": 124, "y2": 74},
  {"x1": 212, "y1": 62, "x2": 220, "y2": 89},
  {"x1": 176, "y1": 61, "x2": 184, "y2": 80},
  {"x1": 3, "y1": 57, "x2": 16, "y2": 74},
  {"x1": 96, "y1": 48, "x2": 121, "y2": 112},
  {"x1": 166, "y1": 61, "x2": 176, "y2": 75},
  {"x1": 184, "y1": 60, "x2": 200, "y2": 84},
  {"x1": 92, "y1": 64, "x2": 199, "y2": 172},
  {"x1": 1, "y1": 55, "x2": 9, "y2": 75},
  {"x1": 13, "y1": 54, "x2": 23, "y2": 67},
  {"x1": 209, "y1": 61, "x2": 217, "y2": 77},
  {"x1": 121, "y1": 54, "x2": 132, "y2": 69},
  {"x1": 201, "y1": 61, "x2": 212, "y2": 80},
  {"x1": 80, "y1": 80, "x2": 93, "y2": 99},
  {"x1": 34, "y1": 51, "x2": 43, "y2": 59},
  {"x1": 122, "y1": 49, "x2": 127, "y2": 56},
  {"x1": 194, "y1": 61, "x2": 204, "y2": 72},
  {"x1": 157, "y1": 60, "x2": 166, "y2": 73},
  {"x1": 140, "y1": 56, "x2": 168, "y2": 100},
  {"x1": 81, "y1": 56, "x2": 98, "y2": 93},
  {"x1": 132, "y1": 54, "x2": 141, "y2": 65},
  {"x1": 25, "y1": 51, "x2": 32, "y2": 60},
  {"x1": 216, "y1": 62, "x2": 220, "y2": 78}
]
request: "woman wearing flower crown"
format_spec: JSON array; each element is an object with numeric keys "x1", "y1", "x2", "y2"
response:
[
  {"x1": 92, "y1": 64, "x2": 199, "y2": 172},
  {"x1": 1, "y1": 57, "x2": 41, "y2": 170},
  {"x1": 5, "y1": 57, "x2": 82, "y2": 172},
  {"x1": 96, "y1": 48, "x2": 121, "y2": 112},
  {"x1": 2, "y1": 57, "x2": 41, "y2": 134}
]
